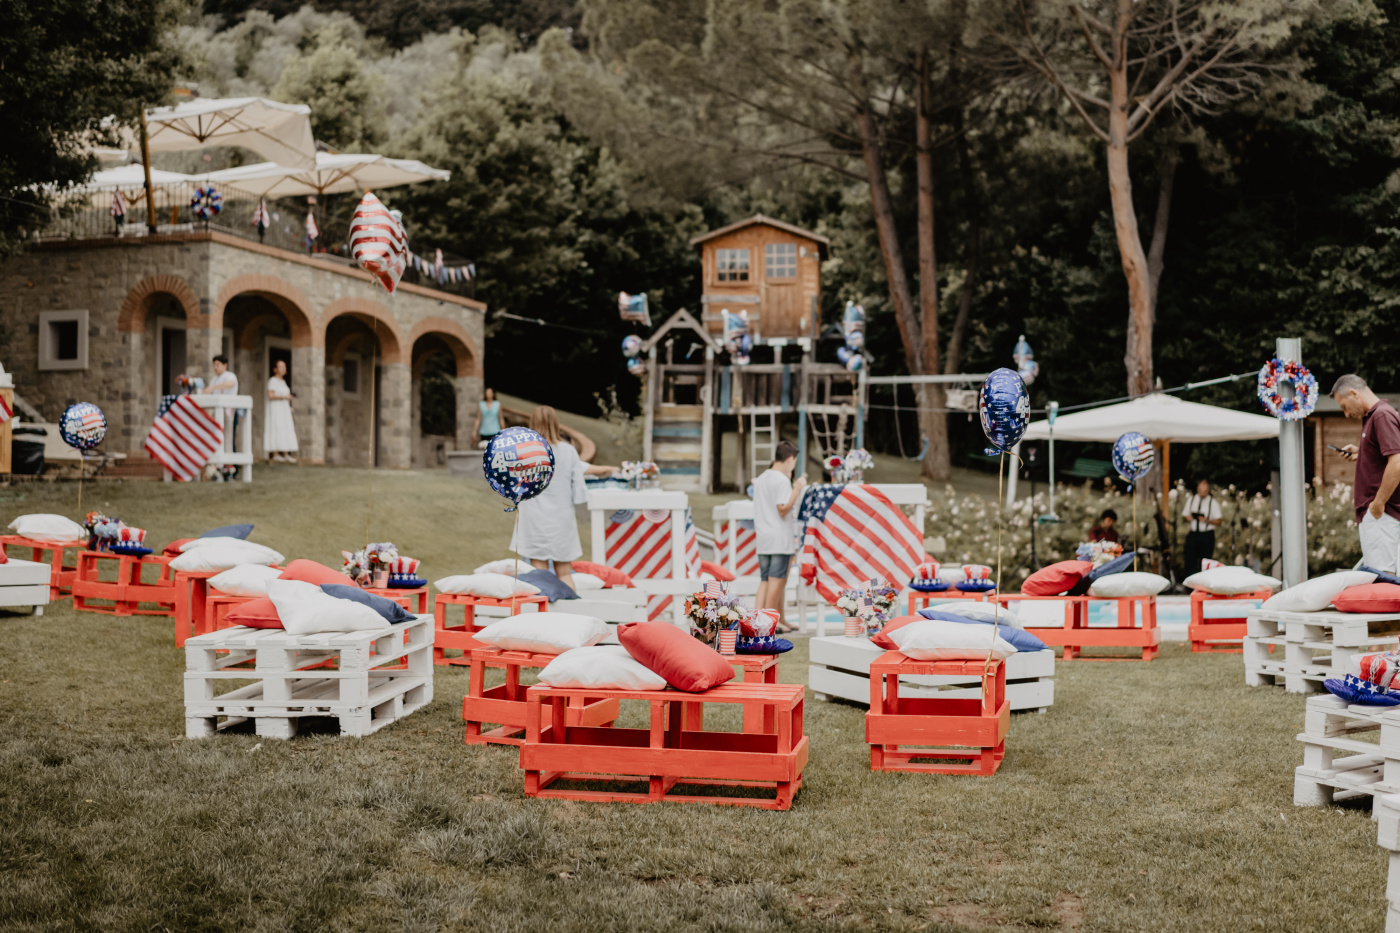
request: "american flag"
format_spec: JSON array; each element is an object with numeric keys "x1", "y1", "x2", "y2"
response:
[
  {"x1": 349, "y1": 191, "x2": 407, "y2": 293},
  {"x1": 605, "y1": 508, "x2": 701, "y2": 620},
  {"x1": 713, "y1": 519, "x2": 759, "y2": 576},
  {"x1": 144, "y1": 395, "x2": 223, "y2": 482},
  {"x1": 304, "y1": 209, "x2": 319, "y2": 247},
  {"x1": 798, "y1": 484, "x2": 924, "y2": 606},
  {"x1": 252, "y1": 198, "x2": 270, "y2": 231},
  {"x1": 0, "y1": 393, "x2": 11, "y2": 424},
  {"x1": 110, "y1": 190, "x2": 125, "y2": 219}
]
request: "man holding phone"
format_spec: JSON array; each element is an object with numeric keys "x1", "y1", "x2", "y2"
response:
[
  {"x1": 1331, "y1": 374, "x2": 1400, "y2": 572},
  {"x1": 1182, "y1": 479, "x2": 1223, "y2": 573}
]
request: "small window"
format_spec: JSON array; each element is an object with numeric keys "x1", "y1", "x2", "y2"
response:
[
  {"x1": 37, "y1": 310, "x2": 89, "y2": 371},
  {"x1": 342, "y1": 353, "x2": 361, "y2": 398},
  {"x1": 765, "y1": 243, "x2": 797, "y2": 279},
  {"x1": 715, "y1": 248, "x2": 750, "y2": 282}
]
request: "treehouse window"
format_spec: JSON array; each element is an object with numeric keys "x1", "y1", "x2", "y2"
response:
[
  {"x1": 765, "y1": 243, "x2": 797, "y2": 279},
  {"x1": 716, "y1": 249, "x2": 750, "y2": 282}
]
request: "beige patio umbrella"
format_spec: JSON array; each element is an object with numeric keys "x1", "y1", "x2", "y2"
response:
[
  {"x1": 203, "y1": 152, "x2": 450, "y2": 197},
  {"x1": 142, "y1": 97, "x2": 316, "y2": 169}
]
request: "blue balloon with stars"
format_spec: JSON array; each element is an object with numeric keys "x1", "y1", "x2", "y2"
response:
[
  {"x1": 978, "y1": 368, "x2": 1029, "y2": 455},
  {"x1": 482, "y1": 426, "x2": 555, "y2": 511},
  {"x1": 1112, "y1": 431, "x2": 1155, "y2": 483},
  {"x1": 59, "y1": 402, "x2": 107, "y2": 451}
]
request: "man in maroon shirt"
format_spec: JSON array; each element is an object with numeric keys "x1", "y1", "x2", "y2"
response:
[{"x1": 1332, "y1": 374, "x2": 1400, "y2": 572}]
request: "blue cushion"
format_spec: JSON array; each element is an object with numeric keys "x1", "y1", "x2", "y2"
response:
[
  {"x1": 1325, "y1": 675, "x2": 1400, "y2": 706},
  {"x1": 200, "y1": 524, "x2": 253, "y2": 540},
  {"x1": 916, "y1": 609, "x2": 980, "y2": 624},
  {"x1": 1361, "y1": 566, "x2": 1400, "y2": 587},
  {"x1": 1068, "y1": 552, "x2": 1138, "y2": 595},
  {"x1": 916, "y1": 609, "x2": 1047, "y2": 652},
  {"x1": 519, "y1": 569, "x2": 579, "y2": 602},
  {"x1": 320, "y1": 583, "x2": 415, "y2": 625}
]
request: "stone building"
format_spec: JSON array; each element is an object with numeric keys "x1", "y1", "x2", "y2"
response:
[{"x1": 0, "y1": 231, "x2": 485, "y2": 468}]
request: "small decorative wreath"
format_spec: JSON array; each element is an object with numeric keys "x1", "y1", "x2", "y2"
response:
[
  {"x1": 1258, "y1": 357, "x2": 1318, "y2": 421},
  {"x1": 190, "y1": 186, "x2": 223, "y2": 220}
]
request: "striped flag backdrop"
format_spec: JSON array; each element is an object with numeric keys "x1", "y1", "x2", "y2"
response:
[
  {"x1": 713, "y1": 520, "x2": 759, "y2": 577},
  {"x1": 605, "y1": 508, "x2": 701, "y2": 620},
  {"x1": 144, "y1": 395, "x2": 224, "y2": 482},
  {"x1": 0, "y1": 393, "x2": 11, "y2": 424},
  {"x1": 797, "y1": 484, "x2": 924, "y2": 606}
]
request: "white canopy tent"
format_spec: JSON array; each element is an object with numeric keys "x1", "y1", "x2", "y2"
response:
[
  {"x1": 141, "y1": 97, "x2": 316, "y2": 169},
  {"x1": 203, "y1": 153, "x2": 450, "y2": 198}
]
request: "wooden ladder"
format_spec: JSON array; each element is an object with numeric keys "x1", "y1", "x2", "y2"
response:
[{"x1": 749, "y1": 409, "x2": 777, "y2": 485}]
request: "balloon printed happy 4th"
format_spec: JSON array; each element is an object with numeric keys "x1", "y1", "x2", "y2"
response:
[
  {"x1": 978, "y1": 368, "x2": 1029, "y2": 455},
  {"x1": 1112, "y1": 431, "x2": 1155, "y2": 483},
  {"x1": 60, "y1": 402, "x2": 107, "y2": 450},
  {"x1": 483, "y1": 427, "x2": 555, "y2": 511}
]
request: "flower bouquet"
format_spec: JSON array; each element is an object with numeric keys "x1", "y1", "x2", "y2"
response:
[
  {"x1": 683, "y1": 587, "x2": 750, "y2": 647},
  {"x1": 175, "y1": 374, "x2": 205, "y2": 394},
  {"x1": 843, "y1": 448, "x2": 874, "y2": 484},
  {"x1": 618, "y1": 460, "x2": 660, "y2": 490},
  {"x1": 83, "y1": 512, "x2": 149, "y2": 555},
  {"x1": 342, "y1": 541, "x2": 402, "y2": 587},
  {"x1": 1075, "y1": 540, "x2": 1123, "y2": 568},
  {"x1": 825, "y1": 455, "x2": 847, "y2": 483},
  {"x1": 837, "y1": 580, "x2": 898, "y2": 636}
]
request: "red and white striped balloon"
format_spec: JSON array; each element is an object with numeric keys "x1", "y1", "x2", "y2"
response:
[{"x1": 349, "y1": 191, "x2": 408, "y2": 293}]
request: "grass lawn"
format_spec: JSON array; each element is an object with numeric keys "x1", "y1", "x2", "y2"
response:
[{"x1": 0, "y1": 467, "x2": 1387, "y2": 932}]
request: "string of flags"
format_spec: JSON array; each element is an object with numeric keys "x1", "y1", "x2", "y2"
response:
[{"x1": 407, "y1": 247, "x2": 474, "y2": 285}]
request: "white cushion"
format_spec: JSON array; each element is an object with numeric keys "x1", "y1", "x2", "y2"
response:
[
  {"x1": 1264, "y1": 570, "x2": 1379, "y2": 612},
  {"x1": 929, "y1": 601, "x2": 1023, "y2": 629},
  {"x1": 7, "y1": 513, "x2": 84, "y2": 543},
  {"x1": 537, "y1": 645, "x2": 666, "y2": 690},
  {"x1": 571, "y1": 572, "x2": 606, "y2": 591},
  {"x1": 267, "y1": 579, "x2": 391, "y2": 635},
  {"x1": 209, "y1": 563, "x2": 284, "y2": 597},
  {"x1": 1087, "y1": 572, "x2": 1171, "y2": 598},
  {"x1": 0, "y1": 557, "x2": 51, "y2": 586},
  {"x1": 889, "y1": 619, "x2": 1018, "y2": 661},
  {"x1": 174, "y1": 537, "x2": 284, "y2": 564},
  {"x1": 169, "y1": 543, "x2": 282, "y2": 572},
  {"x1": 475, "y1": 612, "x2": 608, "y2": 655},
  {"x1": 936, "y1": 567, "x2": 965, "y2": 584},
  {"x1": 434, "y1": 573, "x2": 541, "y2": 599},
  {"x1": 473, "y1": 558, "x2": 532, "y2": 576},
  {"x1": 1183, "y1": 566, "x2": 1282, "y2": 596}
]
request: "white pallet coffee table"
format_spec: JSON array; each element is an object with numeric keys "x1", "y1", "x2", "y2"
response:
[
  {"x1": 1294, "y1": 694, "x2": 1400, "y2": 809},
  {"x1": 1246, "y1": 607, "x2": 1400, "y2": 694},
  {"x1": 0, "y1": 557, "x2": 50, "y2": 614},
  {"x1": 808, "y1": 636, "x2": 1055, "y2": 713},
  {"x1": 184, "y1": 615, "x2": 433, "y2": 739},
  {"x1": 1375, "y1": 794, "x2": 1400, "y2": 932}
]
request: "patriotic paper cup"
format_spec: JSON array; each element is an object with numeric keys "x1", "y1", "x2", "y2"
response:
[
  {"x1": 718, "y1": 630, "x2": 737, "y2": 655},
  {"x1": 844, "y1": 618, "x2": 863, "y2": 638}
]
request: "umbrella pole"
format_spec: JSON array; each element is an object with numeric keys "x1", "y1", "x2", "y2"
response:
[{"x1": 139, "y1": 108, "x2": 156, "y2": 235}]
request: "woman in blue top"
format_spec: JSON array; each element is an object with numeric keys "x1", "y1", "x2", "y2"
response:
[{"x1": 473, "y1": 388, "x2": 501, "y2": 448}]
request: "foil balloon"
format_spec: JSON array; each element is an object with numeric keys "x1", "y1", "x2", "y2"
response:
[
  {"x1": 1112, "y1": 431, "x2": 1155, "y2": 483},
  {"x1": 836, "y1": 346, "x2": 863, "y2": 372},
  {"x1": 723, "y1": 309, "x2": 752, "y2": 365},
  {"x1": 842, "y1": 300, "x2": 866, "y2": 348},
  {"x1": 60, "y1": 402, "x2": 107, "y2": 450},
  {"x1": 483, "y1": 427, "x2": 555, "y2": 511},
  {"x1": 349, "y1": 191, "x2": 408, "y2": 293},
  {"x1": 627, "y1": 357, "x2": 647, "y2": 376},
  {"x1": 621, "y1": 335, "x2": 642, "y2": 358},
  {"x1": 978, "y1": 368, "x2": 1029, "y2": 455},
  {"x1": 1012, "y1": 334, "x2": 1038, "y2": 385}
]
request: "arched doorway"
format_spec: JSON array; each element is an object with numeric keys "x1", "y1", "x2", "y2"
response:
[
  {"x1": 117, "y1": 275, "x2": 203, "y2": 452},
  {"x1": 323, "y1": 303, "x2": 406, "y2": 468},
  {"x1": 409, "y1": 321, "x2": 481, "y2": 467}
]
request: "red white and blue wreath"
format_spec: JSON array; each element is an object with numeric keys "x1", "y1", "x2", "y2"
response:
[
  {"x1": 1258, "y1": 357, "x2": 1318, "y2": 421},
  {"x1": 190, "y1": 186, "x2": 223, "y2": 221}
]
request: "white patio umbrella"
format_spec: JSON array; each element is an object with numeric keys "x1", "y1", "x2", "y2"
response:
[
  {"x1": 65, "y1": 165, "x2": 195, "y2": 210},
  {"x1": 142, "y1": 97, "x2": 316, "y2": 169},
  {"x1": 203, "y1": 152, "x2": 450, "y2": 197}
]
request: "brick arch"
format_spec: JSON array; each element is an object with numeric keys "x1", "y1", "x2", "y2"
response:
[
  {"x1": 408, "y1": 317, "x2": 480, "y2": 379},
  {"x1": 327, "y1": 331, "x2": 366, "y2": 368},
  {"x1": 214, "y1": 274, "x2": 315, "y2": 346},
  {"x1": 321, "y1": 296, "x2": 405, "y2": 365},
  {"x1": 118, "y1": 275, "x2": 203, "y2": 332}
]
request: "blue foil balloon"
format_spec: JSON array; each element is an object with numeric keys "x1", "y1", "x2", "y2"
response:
[
  {"x1": 621, "y1": 334, "x2": 642, "y2": 358},
  {"x1": 483, "y1": 426, "x2": 555, "y2": 511},
  {"x1": 59, "y1": 402, "x2": 107, "y2": 450},
  {"x1": 978, "y1": 368, "x2": 1029, "y2": 454},
  {"x1": 1112, "y1": 431, "x2": 1155, "y2": 483}
]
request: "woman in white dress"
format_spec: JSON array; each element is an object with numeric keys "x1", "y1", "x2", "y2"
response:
[
  {"x1": 510, "y1": 406, "x2": 616, "y2": 592},
  {"x1": 264, "y1": 359, "x2": 299, "y2": 463}
]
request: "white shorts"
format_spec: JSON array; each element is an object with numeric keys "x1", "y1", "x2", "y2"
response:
[{"x1": 1359, "y1": 510, "x2": 1400, "y2": 574}]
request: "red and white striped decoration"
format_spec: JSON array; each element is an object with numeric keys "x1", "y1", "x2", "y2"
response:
[
  {"x1": 0, "y1": 393, "x2": 11, "y2": 425},
  {"x1": 117, "y1": 526, "x2": 146, "y2": 544},
  {"x1": 605, "y1": 510, "x2": 701, "y2": 620},
  {"x1": 386, "y1": 557, "x2": 419, "y2": 574},
  {"x1": 798, "y1": 485, "x2": 924, "y2": 607},
  {"x1": 143, "y1": 395, "x2": 224, "y2": 482},
  {"x1": 349, "y1": 191, "x2": 407, "y2": 293},
  {"x1": 713, "y1": 521, "x2": 759, "y2": 577},
  {"x1": 741, "y1": 608, "x2": 780, "y2": 637}
]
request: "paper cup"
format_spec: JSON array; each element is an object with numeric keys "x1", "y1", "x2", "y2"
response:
[
  {"x1": 371, "y1": 569, "x2": 389, "y2": 588},
  {"x1": 844, "y1": 618, "x2": 863, "y2": 638},
  {"x1": 718, "y1": 630, "x2": 737, "y2": 655}
]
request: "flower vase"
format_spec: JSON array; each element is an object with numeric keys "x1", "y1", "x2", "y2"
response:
[
  {"x1": 717, "y1": 629, "x2": 737, "y2": 655},
  {"x1": 844, "y1": 617, "x2": 863, "y2": 638},
  {"x1": 630, "y1": 476, "x2": 643, "y2": 491}
]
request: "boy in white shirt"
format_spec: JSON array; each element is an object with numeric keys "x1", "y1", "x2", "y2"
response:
[{"x1": 752, "y1": 440, "x2": 807, "y2": 628}]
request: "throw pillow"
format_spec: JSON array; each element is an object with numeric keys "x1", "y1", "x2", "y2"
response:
[
  {"x1": 223, "y1": 596, "x2": 283, "y2": 629},
  {"x1": 571, "y1": 572, "x2": 606, "y2": 591},
  {"x1": 519, "y1": 568, "x2": 579, "y2": 602},
  {"x1": 537, "y1": 645, "x2": 667, "y2": 691},
  {"x1": 163, "y1": 538, "x2": 194, "y2": 556},
  {"x1": 572, "y1": 561, "x2": 636, "y2": 588},
  {"x1": 617, "y1": 621, "x2": 736, "y2": 692},
  {"x1": 1023, "y1": 560, "x2": 1093, "y2": 596},
  {"x1": 209, "y1": 563, "x2": 284, "y2": 598},
  {"x1": 475, "y1": 612, "x2": 609, "y2": 655},
  {"x1": 278, "y1": 559, "x2": 348, "y2": 587},
  {"x1": 176, "y1": 537, "x2": 284, "y2": 564},
  {"x1": 7, "y1": 514, "x2": 84, "y2": 543},
  {"x1": 169, "y1": 544, "x2": 280, "y2": 573},
  {"x1": 473, "y1": 558, "x2": 533, "y2": 576},
  {"x1": 927, "y1": 601, "x2": 1024, "y2": 629},
  {"x1": 1360, "y1": 566, "x2": 1400, "y2": 587},
  {"x1": 433, "y1": 573, "x2": 541, "y2": 599},
  {"x1": 267, "y1": 579, "x2": 390, "y2": 636},
  {"x1": 1263, "y1": 570, "x2": 1378, "y2": 612},
  {"x1": 929, "y1": 619, "x2": 1047, "y2": 653},
  {"x1": 699, "y1": 560, "x2": 736, "y2": 582},
  {"x1": 887, "y1": 619, "x2": 1018, "y2": 661},
  {"x1": 321, "y1": 583, "x2": 416, "y2": 625},
  {"x1": 199, "y1": 523, "x2": 253, "y2": 540},
  {"x1": 870, "y1": 614, "x2": 922, "y2": 650},
  {"x1": 1068, "y1": 552, "x2": 1138, "y2": 596},
  {"x1": 1087, "y1": 572, "x2": 1171, "y2": 598},
  {"x1": 1332, "y1": 583, "x2": 1400, "y2": 614},
  {"x1": 1182, "y1": 566, "x2": 1282, "y2": 596}
]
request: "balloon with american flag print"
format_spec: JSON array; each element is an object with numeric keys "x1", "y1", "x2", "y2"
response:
[{"x1": 482, "y1": 426, "x2": 555, "y2": 511}]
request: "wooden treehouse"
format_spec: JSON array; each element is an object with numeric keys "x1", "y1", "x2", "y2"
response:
[{"x1": 638, "y1": 217, "x2": 864, "y2": 493}]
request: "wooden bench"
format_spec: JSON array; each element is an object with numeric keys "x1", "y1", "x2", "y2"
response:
[
  {"x1": 72, "y1": 550, "x2": 177, "y2": 616},
  {"x1": 998, "y1": 593, "x2": 1161, "y2": 660},
  {"x1": 1246, "y1": 606, "x2": 1400, "y2": 693},
  {"x1": 520, "y1": 681, "x2": 807, "y2": 809},
  {"x1": 1061, "y1": 457, "x2": 1114, "y2": 480},
  {"x1": 463, "y1": 646, "x2": 619, "y2": 745},
  {"x1": 1188, "y1": 588, "x2": 1273, "y2": 653},
  {"x1": 433, "y1": 593, "x2": 548, "y2": 665},
  {"x1": 0, "y1": 535, "x2": 86, "y2": 601},
  {"x1": 866, "y1": 651, "x2": 1009, "y2": 775}
]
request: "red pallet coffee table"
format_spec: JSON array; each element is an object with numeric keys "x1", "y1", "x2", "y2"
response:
[
  {"x1": 208, "y1": 592, "x2": 257, "y2": 631},
  {"x1": 908, "y1": 588, "x2": 996, "y2": 614},
  {"x1": 521, "y1": 681, "x2": 808, "y2": 809},
  {"x1": 462, "y1": 645, "x2": 617, "y2": 745},
  {"x1": 998, "y1": 593, "x2": 1161, "y2": 661},
  {"x1": 866, "y1": 651, "x2": 1008, "y2": 775},
  {"x1": 1188, "y1": 588, "x2": 1274, "y2": 653},
  {"x1": 364, "y1": 585, "x2": 430, "y2": 614},
  {"x1": 0, "y1": 535, "x2": 86, "y2": 601},
  {"x1": 72, "y1": 550, "x2": 177, "y2": 616},
  {"x1": 433, "y1": 593, "x2": 548, "y2": 665},
  {"x1": 173, "y1": 570, "x2": 223, "y2": 646},
  {"x1": 728, "y1": 653, "x2": 780, "y2": 733}
]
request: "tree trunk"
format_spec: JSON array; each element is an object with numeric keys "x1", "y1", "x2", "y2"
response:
[
  {"x1": 943, "y1": 105, "x2": 982, "y2": 376},
  {"x1": 1146, "y1": 142, "x2": 1179, "y2": 313},
  {"x1": 915, "y1": 50, "x2": 950, "y2": 481}
]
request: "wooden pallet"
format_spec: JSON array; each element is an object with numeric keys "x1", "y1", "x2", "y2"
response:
[
  {"x1": 1246, "y1": 607, "x2": 1400, "y2": 693},
  {"x1": 866, "y1": 651, "x2": 1009, "y2": 775},
  {"x1": 1294, "y1": 694, "x2": 1400, "y2": 808},
  {"x1": 363, "y1": 585, "x2": 429, "y2": 614},
  {"x1": 72, "y1": 550, "x2": 177, "y2": 616},
  {"x1": 1188, "y1": 589, "x2": 1273, "y2": 653},
  {"x1": 173, "y1": 570, "x2": 222, "y2": 646},
  {"x1": 1374, "y1": 793, "x2": 1400, "y2": 932},
  {"x1": 0, "y1": 557, "x2": 51, "y2": 614},
  {"x1": 520, "y1": 682, "x2": 808, "y2": 809},
  {"x1": 184, "y1": 615, "x2": 433, "y2": 739},
  {"x1": 463, "y1": 646, "x2": 619, "y2": 746},
  {"x1": 808, "y1": 636, "x2": 1054, "y2": 713},
  {"x1": 433, "y1": 593, "x2": 548, "y2": 665},
  {"x1": 999, "y1": 594, "x2": 1161, "y2": 661},
  {"x1": 0, "y1": 535, "x2": 85, "y2": 601}
]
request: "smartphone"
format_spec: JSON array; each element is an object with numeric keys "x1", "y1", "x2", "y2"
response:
[{"x1": 1329, "y1": 444, "x2": 1344, "y2": 452}]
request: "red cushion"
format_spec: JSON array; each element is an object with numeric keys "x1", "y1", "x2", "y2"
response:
[
  {"x1": 1333, "y1": 583, "x2": 1400, "y2": 613},
  {"x1": 223, "y1": 596, "x2": 283, "y2": 629},
  {"x1": 617, "y1": 621, "x2": 735, "y2": 692},
  {"x1": 163, "y1": 538, "x2": 194, "y2": 556},
  {"x1": 278, "y1": 559, "x2": 345, "y2": 587},
  {"x1": 571, "y1": 561, "x2": 635, "y2": 588},
  {"x1": 870, "y1": 614, "x2": 922, "y2": 650},
  {"x1": 0, "y1": 548, "x2": 7, "y2": 564},
  {"x1": 1022, "y1": 560, "x2": 1094, "y2": 596},
  {"x1": 699, "y1": 560, "x2": 735, "y2": 582}
]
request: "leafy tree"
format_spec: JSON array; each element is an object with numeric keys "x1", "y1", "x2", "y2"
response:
[{"x1": 271, "y1": 22, "x2": 385, "y2": 147}]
